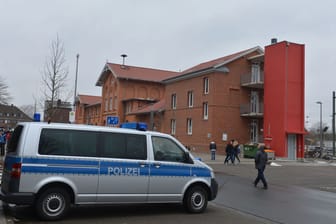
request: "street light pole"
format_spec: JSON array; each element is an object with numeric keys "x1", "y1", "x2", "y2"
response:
[
  {"x1": 333, "y1": 91, "x2": 336, "y2": 157},
  {"x1": 316, "y1": 101, "x2": 323, "y2": 150},
  {"x1": 74, "y1": 54, "x2": 80, "y2": 110}
]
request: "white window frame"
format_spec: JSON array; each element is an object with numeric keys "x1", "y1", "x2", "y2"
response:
[
  {"x1": 187, "y1": 118, "x2": 192, "y2": 135},
  {"x1": 188, "y1": 91, "x2": 194, "y2": 108},
  {"x1": 170, "y1": 119, "x2": 176, "y2": 135},
  {"x1": 204, "y1": 77, "x2": 209, "y2": 94},
  {"x1": 203, "y1": 102, "x2": 208, "y2": 120},
  {"x1": 171, "y1": 94, "x2": 177, "y2": 109}
]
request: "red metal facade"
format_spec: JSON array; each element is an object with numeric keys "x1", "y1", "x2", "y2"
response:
[{"x1": 264, "y1": 41, "x2": 305, "y2": 158}]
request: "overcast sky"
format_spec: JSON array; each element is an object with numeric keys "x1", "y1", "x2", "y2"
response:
[{"x1": 0, "y1": 0, "x2": 335, "y2": 127}]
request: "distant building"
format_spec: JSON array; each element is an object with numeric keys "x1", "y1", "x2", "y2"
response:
[
  {"x1": 0, "y1": 104, "x2": 32, "y2": 129},
  {"x1": 43, "y1": 100, "x2": 72, "y2": 123},
  {"x1": 74, "y1": 95, "x2": 101, "y2": 125}
]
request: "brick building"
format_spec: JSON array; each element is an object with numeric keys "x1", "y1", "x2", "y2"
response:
[
  {"x1": 75, "y1": 95, "x2": 101, "y2": 125},
  {"x1": 76, "y1": 41, "x2": 305, "y2": 159},
  {"x1": 163, "y1": 47, "x2": 264, "y2": 152},
  {"x1": 95, "y1": 63, "x2": 179, "y2": 129}
]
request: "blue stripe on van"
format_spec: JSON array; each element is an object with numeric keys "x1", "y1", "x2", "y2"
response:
[
  {"x1": 150, "y1": 164, "x2": 191, "y2": 177},
  {"x1": 21, "y1": 157, "x2": 99, "y2": 175},
  {"x1": 99, "y1": 160, "x2": 149, "y2": 176},
  {"x1": 22, "y1": 157, "x2": 99, "y2": 166},
  {"x1": 6, "y1": 156, "x2": 211, "y2": 178},
  {"x1": 22, "y1": 166, "x2": 99, "y2": 175},
  {"x1": 192, "y1": 166, "x2": 212, "y2": 177}
]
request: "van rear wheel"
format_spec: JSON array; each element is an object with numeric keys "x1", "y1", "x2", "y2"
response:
[
  {"x1": 35, "y1": 187, "x2": 70, "y2": 220},
  {"x1": 184, "y1": 186, "x2": 208, "y2": 213}
]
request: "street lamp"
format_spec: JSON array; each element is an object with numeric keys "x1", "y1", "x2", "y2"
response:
[{"x1": 316, "y1": 101, "x2": 323, "y2": 150}]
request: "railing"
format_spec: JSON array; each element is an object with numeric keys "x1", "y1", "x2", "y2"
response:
[
  {"x1": 240, "y1": 72, "x2": 264, "y2": 88},
  {"x1": 240, "y1": 103, "x2": 264, "y2": 117}
]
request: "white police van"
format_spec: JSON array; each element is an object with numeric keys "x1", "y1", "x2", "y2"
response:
[{"x1": 0, "y1": 122, "x2": 218, "y2": 220}]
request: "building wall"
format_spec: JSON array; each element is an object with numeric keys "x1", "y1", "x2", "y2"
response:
[
  {"x1": 164, "y1": 54, "x2": 258, "y2": 153},
  {"x1": 100, "y1": 72, "x2": 165, "y2": 127},
  {"x1": 264, "y1": 41, "x2": 305, "y2": 158}
]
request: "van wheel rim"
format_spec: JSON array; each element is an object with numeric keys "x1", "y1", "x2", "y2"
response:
[
  {"x1": 191, "y1": 192, "x2": 204, "y2": 208},
  {"x1": 43, "y1": 194, "x2": 64, "y2": 215}
]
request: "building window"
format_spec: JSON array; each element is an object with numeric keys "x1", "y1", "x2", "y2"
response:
[
  {"x1": 114, "y1": 96, "x2": 118, "y2": 110},
  {"x1": 109, "y1": 97, "x2": 113, "y2": 111},
  {"x1": 187, "y1": 118, "x2": 192, "y2": 135},
  {"x1": 251, "y1": 63, "x2": 261, "y2": 83},
  {"x1": 171, "y1": 94, "x2": 177, "y2": 109},
  {"x1": 250, "y1": 119, "x2": 258, "y2": 143},
  {"x1": 170, "y1": 119, "x2": 176, "y2": 135},
  {"x1": 203, "y1": 77, "x2": 209, "y2": 94},
  {"x1": 187, "y1": 91, "x2": 194, "y2": 108},
  {"x1": 203, "y1": 102, "x2": 208, "y2": 120},
  {"x1": 105, "y1": 99, "x2": 108, "y2": 112},
  {"x1": 126, "y1": 102, "x2": 132, "y2": 113}
]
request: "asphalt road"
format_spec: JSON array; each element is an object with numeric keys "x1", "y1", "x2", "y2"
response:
[
  {"x1": 212, "y1": 162, "x2": 336, "y2": 224},
  {"x1": 2, "y1": 158, "x2": 336, "y2": 224}
]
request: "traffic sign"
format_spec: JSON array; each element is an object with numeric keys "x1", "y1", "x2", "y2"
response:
[{"x1": 107, "y1": 116, "x2": 119, "y2": 126}]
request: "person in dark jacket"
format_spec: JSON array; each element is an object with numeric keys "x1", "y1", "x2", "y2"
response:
[
  {"x1": 224, "y1": 140, "x2": 234, "y2": 165},
  {"x1": 254, "y1": 144, "x2": 268, "y2": 189},
  {"x1": 209, "y1": 141, "x2": 217, "y2": 160},
  {"x1": 233, "y1": 140, "x2": 241, "y2": 164}
]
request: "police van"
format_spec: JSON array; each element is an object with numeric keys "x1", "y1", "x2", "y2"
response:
[{"x1": 0, "y1": 122, "x2": 218, "y2": 220}]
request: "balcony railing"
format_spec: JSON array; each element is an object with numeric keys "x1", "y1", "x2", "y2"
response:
[
  {"x1": 240, "y1": 72, "x2": 264, "y2": 89},
  {"x1": 240, "y1": 103, "x2": 264, "y2": 117}
]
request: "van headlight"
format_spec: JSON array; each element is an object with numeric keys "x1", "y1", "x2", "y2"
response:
[{"x1": 211, "y1": 171, "x2": 215, "y2": 178}]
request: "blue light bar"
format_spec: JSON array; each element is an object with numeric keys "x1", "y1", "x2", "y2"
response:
[{"x1": 120, "y1": 122, "x2": 148, "y2": 131}]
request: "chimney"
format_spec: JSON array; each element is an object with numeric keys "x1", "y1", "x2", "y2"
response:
[
  {"x1": 271, "y1": 38, "x2": 277, "y2": 44},
  {"x1": 121, "y1": 54, "x2": 127, "y2": 69}
]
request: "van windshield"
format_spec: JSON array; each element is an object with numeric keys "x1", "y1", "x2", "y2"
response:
[{"x1": 7, "y1": 125, "x2": 23, "y2": 153}]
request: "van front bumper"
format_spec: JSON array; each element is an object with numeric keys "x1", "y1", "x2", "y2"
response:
[
  {"x1": 0, "y1": 191, "x2": 35, "y2": 205},
  {"x1": 209, "y1": 178, "x2": 218, "y2": 201}
]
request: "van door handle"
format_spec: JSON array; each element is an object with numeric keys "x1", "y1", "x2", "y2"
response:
[
  {"x1": 138, "y1": 162, "x2": 147, "y2": 167},
  {"x1": 153, "y1": 162, "x2": 161, "y2": 168}
]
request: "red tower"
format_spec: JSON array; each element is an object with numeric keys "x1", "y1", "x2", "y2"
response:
[{"x1": 264, "y1": 41, "x2": 305, "y2": 159}]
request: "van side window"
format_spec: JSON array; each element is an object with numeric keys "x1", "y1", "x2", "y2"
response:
[
  {"x1": 38, "y1": 129, "x2": 97, "y2": 157},
  {"x1": 101, "y1": 133, "x2": 147, "y2": 160},
  {"x1": 7, "y1": 125, "x2": 23, "y2": 153},
  {"x1": 152, "y1": 136, "x2": 186, "y2": 162}
]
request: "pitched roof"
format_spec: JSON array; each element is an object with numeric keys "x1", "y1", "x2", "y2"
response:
[
  {"x1": 163, "y1": 46, "x2": 264, "y2": 83},
  {"x1": 96, "y1": 63, "x2": 180, "y2": 86},
  {"x1": 0, "y1": 104, "x2": 32, "y2": 120},
  {"x1": 77, "y1": 95, "x2": 101, "y2": 105},
  {"x1": 182, "y1": 47, "x2": 263, "y2": 74}
]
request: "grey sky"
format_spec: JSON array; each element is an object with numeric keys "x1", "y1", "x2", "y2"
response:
[{"x1": 0, "y1": 0, "x2": 335, "y2": 127}]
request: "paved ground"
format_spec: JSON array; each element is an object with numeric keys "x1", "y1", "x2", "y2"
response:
[{"x1": 0, "y1": 153, "x2": 335, "y2": 223}]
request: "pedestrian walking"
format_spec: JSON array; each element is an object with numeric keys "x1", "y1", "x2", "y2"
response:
[
  {"x1": 254, "y1": 144, "x2": 268, "y2": 189},
  {"x1": 0, "y1": 131, "x2": 6, "y2": 156},
  {"x1": 224, "y1": 140, "x2": 234, "y2": 164},
  {"x1": 209, "y1": 141, "x2": 217, "y2": 160},
  {"x1": 233, "y1": 140, "x2": 241, "y2": 164}
]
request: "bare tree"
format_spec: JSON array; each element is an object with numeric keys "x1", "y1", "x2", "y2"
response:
[
  {"x1": 41, "y1": 35, "x2": 69, "y2": 119},
  {"x1": 0, "y1": 76, "x2": 12, "y2": 105},
  {"x1": 19, "y1": 104, "x2": 35, "y2": 119}
]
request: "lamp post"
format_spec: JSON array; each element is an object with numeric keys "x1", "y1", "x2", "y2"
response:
[
  {"x1": 73, "y1": 54, "x2": 80, "y2": 110},
  {"x1": 316, "y1": 101, "x2": 323, "y2": 150}
]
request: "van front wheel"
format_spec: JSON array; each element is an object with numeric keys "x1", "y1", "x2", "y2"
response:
[
  {"x1": 35, "y1": 188, "x2": 70, "y2": 220},
  {"x1": 184, "y1": 186, "x2": 208, "y2": 213}
]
